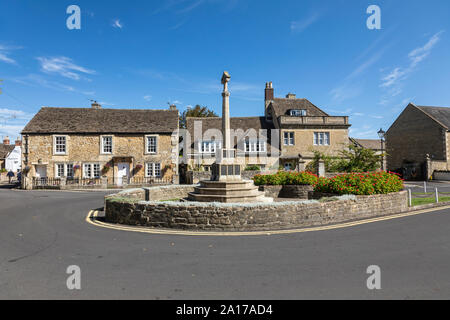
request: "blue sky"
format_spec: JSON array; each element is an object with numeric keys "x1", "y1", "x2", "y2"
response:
[{"x1": 0, "y1": 0, "x2": 449, "y2": 140}]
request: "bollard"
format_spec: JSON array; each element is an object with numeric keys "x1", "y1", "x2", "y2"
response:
[
  {"x1": 408, "y1": 189, "x2": 412, "y2": 207},
  {"x1": 424, "y1": 181, "x2": 427, "y2": 193},
  {"x1": 435, "y1": 188, "x2": 439, "y2": 203}
]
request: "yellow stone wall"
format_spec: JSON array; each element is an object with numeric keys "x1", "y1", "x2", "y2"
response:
[
  {"x1": 280, "y1": 128, "x2": 349, "y2": 158},
  {"x1": 23, "y1": 133, "x2": 178, "y2": 181}
]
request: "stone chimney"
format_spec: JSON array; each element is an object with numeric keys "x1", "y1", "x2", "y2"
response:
[
  {"x1": 15, "y1": 139, "x2": 22, "y2": 147},
  {"x1": 265, "y1": 82, "x2": 274, "y2": 101},
  {"x1": 286, "y1": 93, "x2": 296, "y2": 99},
  {"x1": 169, "y1": 104, "x2": 177, "y2": 111},
  {"x1": 3, "y1": 136, "x2": 10, "y2": 145},
  {"x1": 91, "y1": 101, "x2": 102, "y2": 109}
]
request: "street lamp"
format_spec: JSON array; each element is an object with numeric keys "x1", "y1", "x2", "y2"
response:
[{"x1": 377, "y1": 128, "x2": 386, "y2": 171}]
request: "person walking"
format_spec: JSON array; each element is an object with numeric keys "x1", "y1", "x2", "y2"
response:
[{"x1": 6, "y1": 170, "x2": 14, "y2": 184}]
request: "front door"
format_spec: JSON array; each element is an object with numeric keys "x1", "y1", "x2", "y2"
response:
[
  {"x1": 117, "y1": 163, "x2": 130, "y2": 186},
  {"x1": 35, "y1": 165, "x2": 47, "y2": 178}
]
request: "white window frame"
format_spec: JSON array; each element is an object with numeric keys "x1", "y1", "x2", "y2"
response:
[
  {"x1": 83, "y1": 163, "x2": 101, "y2": 178},
  {"x1": 101, "y1": 135, "x2": 113, "y2": 154},
  {"x1": 145, "y1": 163, "x2": 161, "y2": 177},
  {"x1": 290, "y1": 109, "x2": 307, "y2": 117},
  {"x1": 245, "y1": 140, "x2": 266, "y2": 153},
  {"x1": 199, "y1": 140, "x2": 221, "y2": 154},
  {"x1": 53, "y1": 135, "x2": 67, "y2": 155},
  {"x1": 145, "y1": 135, "x2": 158, "y2": 154},
  {"x1": 283, "y1": 132, "x2": 295, "y2": 146},
  {"x1": 54, "y1": 163, "x2": 74, "y2": 178},
  {"x1": 314, "y1": 132, "x2": 330, "y2": 146}
]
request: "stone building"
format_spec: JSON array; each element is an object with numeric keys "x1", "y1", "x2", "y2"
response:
[
  {"x1": 21, "y1": 102, "x2": 179, "y2": 188},
  {"x1": 386, "y1": 103, "x2": 450, "y2": 179},
  {"x1": 184, "y1": 82, "x2": 351, "y2": 171}
]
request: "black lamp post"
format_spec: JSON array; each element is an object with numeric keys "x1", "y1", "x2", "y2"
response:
[{"x1": 377, "y1": 128, "x2": 386, "y2": 171}]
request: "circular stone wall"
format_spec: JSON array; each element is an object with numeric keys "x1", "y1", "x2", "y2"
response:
[{"x1": 104, "y1": 186, "x2": 409, "y2": 231}]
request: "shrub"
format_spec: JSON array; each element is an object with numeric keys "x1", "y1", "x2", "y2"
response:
[
  {"x1": 253, "y1": 171, "x2": 318, "y2": 186},
  {"x1": 314, "y1": 171, "x2": 404, "y2": 195},
  {"x1": 245, "y1": 165, "x2": 261, "y2": 171}
]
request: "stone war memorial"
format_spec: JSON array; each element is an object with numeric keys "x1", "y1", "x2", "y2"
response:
[
  {"x1": 187, "y1": 72, "x2": 273, "y2": 203},
  {"x1": 104, "y1": 72, "x2": 409, "y2": 232}
]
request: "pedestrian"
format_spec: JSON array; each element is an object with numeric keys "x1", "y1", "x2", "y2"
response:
[{"x1": 6, "y1": 170, "x2": 14, "y2": 183}]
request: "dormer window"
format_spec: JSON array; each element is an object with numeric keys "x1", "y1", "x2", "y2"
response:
[{"x1": 290, "y1": 109, "x2": 307, "y2": 117}]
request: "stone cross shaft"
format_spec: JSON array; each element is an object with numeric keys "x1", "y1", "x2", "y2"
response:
[{"x1": 221, "y1": 71, "x2": 231, "y2": 151}]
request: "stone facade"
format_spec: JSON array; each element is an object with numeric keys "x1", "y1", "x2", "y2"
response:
[
  {"x1": 23, "y1": 133, "x2": 177, "y2": 183},
  {"x1": 387, "y1": 104, "x2": 446, "y2": 171},
  {"x1": 105, "y1": 186, "x2": 408, "y2": 231}
]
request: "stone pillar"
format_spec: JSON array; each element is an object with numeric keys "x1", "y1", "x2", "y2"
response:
[
  {"x1": 318, "y1": 160, "x2": 325, "y2": 178},
  {"x1": 101, "y1": 176, "x2": 108, "y2": 189},
  {"x1": 60, "y1": 177, "x2": 67, "y2": 190},
  {"x1": 297, "y1": 155, "x2": 305, "y2": 172},
  {"x1": 172, "y1": 174, "x2": 180, "y2": 185},
  {"x1": 425, "y1": 154, "x2": 432, "y2": 181}
]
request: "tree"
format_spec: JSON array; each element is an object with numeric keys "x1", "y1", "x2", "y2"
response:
[{"x1": 179, "y1": 105, "x2": 218, "y2": 129}]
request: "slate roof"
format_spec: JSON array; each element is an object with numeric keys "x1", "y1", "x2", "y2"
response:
[
  {"x1": 269, "y1": 98, "x2": 329, "y2": 119},
  {"x1": 0, "y1": 144, "x2": 14, "y2": 159},
  {"x1": 350, "y1": 138, "x2": 381, "y2": 150},
  {"x1": 416, "y1": 105, "x2": 450, "y2": 130},
  {"x1": 21, "y1": 107, "x2": 179, "y2": 134},
  {"x1": 185, "y1": 116, "x2": 275, "y2": 151}
]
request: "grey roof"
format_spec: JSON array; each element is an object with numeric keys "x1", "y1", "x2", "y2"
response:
[
  {"x1": 0, "y1": 144, "x2": 14, "y2": 159},
  {"x1": 416, "y1": 105, "x2": 450, "y2": 129},
  {"x1": 269, "y1": 98, "x2": 329, "y2": 119},
  {"x1": 350, "y1": 138, "x2": 381, "y2": 150},
  {"x1": 22, "y1": 107, "x2": 179, "y2": 134}
]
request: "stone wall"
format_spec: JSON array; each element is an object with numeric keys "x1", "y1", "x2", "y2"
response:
[
  {"x1": 105, "y1": 187, "x2": 408, "y2": 231},
  {"x1": 185, "y1": 170, "x2": 274, "y2": 184},
  {"x1": 258, "y1": 185, "x2": 313, "y2": 199},
  {"x1": 433, "y1": 171, "x2": 450, "y2": 181}
]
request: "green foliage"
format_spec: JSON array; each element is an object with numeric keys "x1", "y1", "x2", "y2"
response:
[
  {"x1": 314, "y1": 171, "x2": 404, "y2": 195},
  {"x1": 179, "y1": 105, "x2": 218, "y2": 129},
  {"x1": 253, "y1": 171, "x2": 318, "y2": 186},
  {"x1": 245, "y1": 165, "x2": 261, "y2": 171},
  {"x1": 0, "y1": 168, "x2": 7, "y2": 173},
  {"x1": 306, "y1": 145, "x2": 383, "y2": 173}
]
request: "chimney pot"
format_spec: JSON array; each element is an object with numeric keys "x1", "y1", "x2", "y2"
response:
[
  {"x1": 286, "y1": 93, "x2": 296, "y2": 99},
  {"x1": 15, "y1": 139, "x2": 22, "y2": 147},
  {"x1": 3, "y1": 136, "x2": 10, "y2": 145},
  {"x1": 91, "y1": 101, "x2": 101, "y2": 109},
  {"x1": 265, "y1": 82, "x2": 274, "y2": 101},
  {"x1": 169, "y1": 104, "x2": 177, "y2": 111}
]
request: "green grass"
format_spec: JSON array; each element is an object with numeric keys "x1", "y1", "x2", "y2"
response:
[
  {"x1": 412, "y1": 196, "x2": 450, "y2": 206},
  {"x1": 159, "y1": 198, "x2": 181, "y2": 202}
]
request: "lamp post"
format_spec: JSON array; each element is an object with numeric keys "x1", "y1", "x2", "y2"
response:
[{"x1": 377, "y1": 128, "x2": 386, "y2": 171}]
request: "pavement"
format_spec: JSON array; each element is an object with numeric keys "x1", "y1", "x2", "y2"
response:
[{"x1": 1, "y1": 187, "x2": 450, "y2": 299}]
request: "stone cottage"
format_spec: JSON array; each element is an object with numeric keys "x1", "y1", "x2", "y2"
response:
[
  {"x1": 21, "y1": 102, "x2": 179, "y2": 188},
  {"x1": 184, "y1": 82, "x2": 351, "y2": 171},
  {"x1": 386, "y1": 103, "x2": 450, "y2": 179}
]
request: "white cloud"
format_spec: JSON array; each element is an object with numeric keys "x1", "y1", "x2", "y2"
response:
[
  {"x1": 13, "y1": 74, "x2": 95, "y2": 96},
  {"x1": 177, "y1": 0, "x2": 205, "y2": 14},
  {"x1": 0, "y1": 44, "x2": 22, "y2": 65},
  {"x1": 143, "y1": 95, "x2": 152, "y2": 101},
  {"x1": 291, "y1": 14, "x2": 319, "y2": 33},
  {"x1": 0, "y1": 124, "x2": 26, "y2": 139},
  {"x1": 380, "y1": 31, "x2": 443, "y2": 88},
  {"x1": 112, "y1": 19, "x2": 123, "y2": 29},
  {"x1": 37, "y1": 56, "x2": 96, "y2": 80}
]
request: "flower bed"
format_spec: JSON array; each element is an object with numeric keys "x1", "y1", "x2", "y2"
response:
[
  {"x1": 314, "y1": 171, "x2": 404, "y2": 195},
  {"x1": 253, "y1": 171, "x2": 318, "y2": 186}
]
